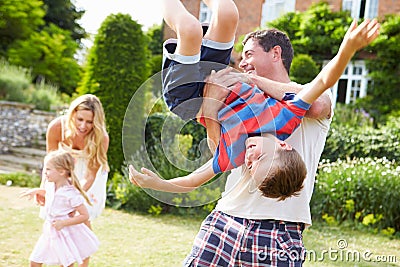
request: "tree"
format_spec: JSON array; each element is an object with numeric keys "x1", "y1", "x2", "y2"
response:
[
  {"x1": 7, "y1": 24, "x2": 81, "y2": 94},
  {"x1": 146, "y1": 24, "x2": 163, "y2": 77},
  {"x1": 79, "y1": 14, "x2": 150, "y2": 176},
  {"x1": 42, "y1": 0, "x2": 86, "y2": 43},
  {"x1": 361, "y1": 14, "x2": 400, "y2": 122},
  {"x1": 268, "y1": 2, "x2": 352, "y2": 61},
  {"x1": 0, "y1": 0, "x2": 45, "y2": 56},
  {"x1": 146, "y1": 24, "x2": 163, "y2": 56}
]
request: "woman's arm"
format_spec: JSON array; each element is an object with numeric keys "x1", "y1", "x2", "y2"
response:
[
  {"x1": 129, "y1": 160, "x2": 216, "y2": 193},
  {"x1": 46, "y1": 117, "x2": 63, "y2": 153}
]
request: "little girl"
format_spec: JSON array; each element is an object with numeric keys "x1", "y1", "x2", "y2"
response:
[{"x1": 21, "y1": 150, "x2": 99, "y2": 267}]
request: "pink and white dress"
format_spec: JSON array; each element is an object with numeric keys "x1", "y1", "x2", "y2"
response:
[{"x1": 30, "y1": 184, "x2": 99, "y2": 266}]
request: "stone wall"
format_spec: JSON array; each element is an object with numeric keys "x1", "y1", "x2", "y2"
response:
[{"x1": 0, "y1": 101, "x2": 56, "y2": 153}]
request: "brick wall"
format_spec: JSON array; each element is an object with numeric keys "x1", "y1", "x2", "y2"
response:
[
  {"x1": 295, "y1": 0, "x2": 342, "y2": 12},
  {"x1": 295, "y1": 0, "x2": 400, "y2": 18},
  {"x1": 379, "y1": 0, "x2": 400, "y2": 18}
]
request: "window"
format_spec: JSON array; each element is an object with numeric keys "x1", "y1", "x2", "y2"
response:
[
  {"x1": 342, "y1": 0, "x2": 379, "y2": 19},
  {"x1": 260, "y1": 0, "x2": 295, "y2": 27},
  {"x1": 330, "y1": 61, "x2": 369, "y2": 107},
  {"x1": 199, "y1": 1, "x2": 212, "y2": 23}
]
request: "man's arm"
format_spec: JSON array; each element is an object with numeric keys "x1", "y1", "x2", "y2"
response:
[
  {"x1": 250, "y1": 74, "x2": 332, "y2": 119},
  {"x1": 298, "y1": 19, "x2": 380, "y2": 104},
  {"x1": 201, "y1": 70, "x2": 231, "y2": 153},
  {"x1": 129, "y1": 160, "x2": 216, "y2": 193},
  {"x1": 206, "y1": 66, "x2": 331, "y2": 119}
]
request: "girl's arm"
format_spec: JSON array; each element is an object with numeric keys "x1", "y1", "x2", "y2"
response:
[
  {"x1": 20, "y1": 188, "x2": 46, "y2": 206},
  {"x1": 129, "y1": 159, "x2": 216, "y2": 193},
  {"x1": 52, "y1": 203, "x2": 89, "y2": 231}
]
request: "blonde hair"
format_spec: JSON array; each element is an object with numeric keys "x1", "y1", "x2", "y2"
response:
[
  {"x1": 65, "y1": 94, "x2": 109, "y2": 172},
  {"x1": 45, "y1": 150, "x2": 92, "y2": 205}
]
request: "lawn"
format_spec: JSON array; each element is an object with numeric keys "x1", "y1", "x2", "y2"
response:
[{"x1": 1, "y1": 185, "x2": 399, "y2": 267}]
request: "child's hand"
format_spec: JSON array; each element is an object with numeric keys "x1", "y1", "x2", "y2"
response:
[
  {"x1": 52, "y1": 220, "x2": 65, "y2": 231},
  {"x1": 129, "y1": 165, "x2": 161, "y2": 189},
  {"x1": 342, "y1": 19, "x2": 380, "y2": 53},
  {"x1": 20, "y1": 188, "x2": 45, "y2": 206}
]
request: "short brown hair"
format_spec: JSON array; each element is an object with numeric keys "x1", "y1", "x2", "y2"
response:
[
  {"x1": 242, "y1": 29, "x2": 294, "y2": 75},
  {"x1": 258, "y1": 148, "x2": 307, "y2": 201}
]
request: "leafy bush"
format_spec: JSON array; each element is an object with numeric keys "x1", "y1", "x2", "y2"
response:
[
  {"x1": 0, "y1": 59, "x2": 31, "y2": 102},
  {"x1": 311, "y1": 157, "x2": 400, "y2": 233},
  {"x1": 109, "y1": 113, "x2": 221, "y2": 216},
  {"x1": 322, "y1": 105, "x2": 400, "y2": 162},
  {"x1": 26, "y1": 81, "x2": 63, "y2": 111},
  {"x1": 0, "y1": 172, "x2": 41, "y2": 187}
]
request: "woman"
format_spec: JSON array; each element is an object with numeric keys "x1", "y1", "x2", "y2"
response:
[{"x1": 46, "y1": 94, "x2": 109, "y2": 224}]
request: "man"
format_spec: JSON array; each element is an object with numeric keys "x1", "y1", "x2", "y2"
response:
[{"x1": 183, "y1": 20, "x2": 379, "y2": 266}]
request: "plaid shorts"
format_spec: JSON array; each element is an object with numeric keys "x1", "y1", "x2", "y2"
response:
[{"x1": 183, "y1": 210, "x2": 305, "y2": 267}]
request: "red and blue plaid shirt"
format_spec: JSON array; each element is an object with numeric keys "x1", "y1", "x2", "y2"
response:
[{"x1": 212, "y1": 82, "x2": 310, "y2": 173}]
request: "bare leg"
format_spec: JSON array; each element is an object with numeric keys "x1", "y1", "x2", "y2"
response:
[
  {"x1": 162, "y1": 0, "x2": 203, "y2": 56},
  {"x1": 78, "y1": 257, "x2": 90, "y2": 267},
  {"x1": 77, "y1": 220, "x2": 92, "y2": 267},
  {"x1": 203, "y1": 0, "x2": 239, "y2": 42},
  {"x1": 30, "y1": 262, "x2": 42, "y2": 267}
]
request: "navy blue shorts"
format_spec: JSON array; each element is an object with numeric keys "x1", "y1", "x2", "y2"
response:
[
  {"x1": 183, "y1": 210, "x2": 306, "y2": 267},
  {"x1": 162, "y1": 40, "x2": 233, "y2": 121}
]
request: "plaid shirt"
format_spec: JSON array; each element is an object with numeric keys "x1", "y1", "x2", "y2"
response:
[{"x1": 212, "y1": 82, "x2": 310, "y2": 173}]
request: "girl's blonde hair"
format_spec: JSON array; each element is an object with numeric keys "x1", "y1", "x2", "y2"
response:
[
  {"x1": 45, "y1": 150, "x2": 92, "y2": 205},
  {"x1": 65, "y1": 94, "x2": 109, "y2": 172}
]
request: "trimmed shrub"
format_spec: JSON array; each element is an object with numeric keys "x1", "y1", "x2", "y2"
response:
[
  {"x1": 290, "y1": 54, "x2": 319, "y2": 84},
  {"x1": 79, "y1": 14, "x2": 151, "y2": 177}
]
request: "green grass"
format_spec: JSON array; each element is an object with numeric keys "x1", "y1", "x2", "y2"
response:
[{"x1": 1, "y1": 185, "x2": 399, "y2": 266}]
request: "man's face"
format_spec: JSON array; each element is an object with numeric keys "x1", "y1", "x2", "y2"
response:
[{"x1": 239, "y1": 38, "x2": 274, "y2": 79}]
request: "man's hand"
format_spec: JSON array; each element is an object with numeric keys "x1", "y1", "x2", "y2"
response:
[{"x1": 206, "y1": 67, "x2": 252, "y2": 90}]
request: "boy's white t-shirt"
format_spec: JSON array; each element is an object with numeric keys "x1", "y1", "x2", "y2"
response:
[{"x1": 215, "y1": 91, "x2": 333, "y2": 226}]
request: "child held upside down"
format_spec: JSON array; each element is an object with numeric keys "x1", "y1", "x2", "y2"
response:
[{"x1": 131, "y1": 0, "x2": 380, "y2": 200}]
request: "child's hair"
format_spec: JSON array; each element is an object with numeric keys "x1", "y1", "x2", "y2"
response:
[
  {"x1": 65, "y1": 94, "x2": 109, "y2": 172},
  {"x1": 242, "y1": 29, "x2": 294, "y2": 75},
  {"x1": 45, "y1": 150, "x2": 92, "y2": 205},
  {"x1": 258, "y1": 148, "x2": 307, "y2": 201}
]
